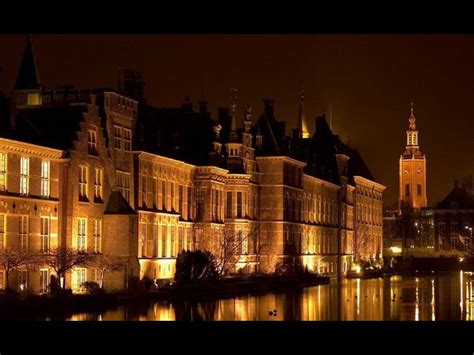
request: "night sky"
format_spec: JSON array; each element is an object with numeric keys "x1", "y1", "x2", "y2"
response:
[{"x1": 0, "y1": 34, "x2": 473, "y2": 207}]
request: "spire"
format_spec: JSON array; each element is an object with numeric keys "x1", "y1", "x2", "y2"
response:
[
  {"x1": 408, "y1": 102, "x2": 416, "y2": 130},
  {"x1": 297, "y1": 89, "x2": 310, "y2": 138},
  {"x1": 229, "y1": 88, "x2": 238, "y2": 141},
  {"x1": 14, "y1": 35, "x2": 41, "y2": 91}
]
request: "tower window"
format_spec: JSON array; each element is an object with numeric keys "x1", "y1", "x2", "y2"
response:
[
  {"x1": 27, "y1": 93, "x2": 41, "y2": 106},
  {"x1": 417, "y1": 184, "x2": 422, "y2": 196},
  {"x1": 405, "y1": 184, "x2": 410, "y2": 197}
]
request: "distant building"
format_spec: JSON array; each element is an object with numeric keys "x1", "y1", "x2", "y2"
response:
[
  {"x1": 399, "y1": 103, "x2": 427, "y2": 210},
  {"x1": 0, "y1": 38, "x2": 385, "y2": 293},
  {"x1": 431, "y1": 179, "x2": 474, "y2": 254}
]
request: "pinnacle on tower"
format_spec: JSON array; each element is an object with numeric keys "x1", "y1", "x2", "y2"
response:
[
  {"x1": 14, "y1": 35, "x2": 41, "y2": 91},
  {"x1": 229, "y1": 88, "x2": 238, "y2": 142},
  {"x1": 297, "y1": 89, "x2": 310, "y2": 139},
  {"x1": 408, "y1": 102, "x2": 416, "y2": 130}
]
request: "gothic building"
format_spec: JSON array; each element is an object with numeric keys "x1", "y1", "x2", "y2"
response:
[{"x1": 0, "y1": 38, "x2": 385, "y2": 293}]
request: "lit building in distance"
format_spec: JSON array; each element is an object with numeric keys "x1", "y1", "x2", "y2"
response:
[{"x1": 399, "y1": 103, "x2": 427, "y2": 210}]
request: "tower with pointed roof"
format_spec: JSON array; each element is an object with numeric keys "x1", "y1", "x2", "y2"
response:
[
  {"x1": 399, "y1": 103, "x2": 427, "y2": 210},
  {"x1": 296, "y1": 90, "x2": 310, "y2": 139},
  {"x1": 13, "y1": 36, "x2": 43, "y2": 106}
]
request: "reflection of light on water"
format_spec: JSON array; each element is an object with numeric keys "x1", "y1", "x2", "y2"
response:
[
  {"x1": 152, "y1": 302, "x2": 175, "y2": 321},
  {"x1": 460, "y1": 271, "x2": 464, "y2": 320},
  {"x1": 431, "y1": 279, "x2": 435, "y2": 321},
  {"x1": 415, "y1": 278, "x2": 419, "y2": 321},
  {"x1": 356, "y1": 278, "x2": 360, "y2": 317}
]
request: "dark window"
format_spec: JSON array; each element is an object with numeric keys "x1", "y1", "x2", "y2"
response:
[
  {"x1": 226, "y1": 192, "x2": 232, "y2": 218},
  {"x1": 179, "y1": 185, "x2": 184, "y2": 214},
  {"x1": 417, "y1": 184, "x2": 422, "y2": 196},
  {"x1": 405, "y1": 184, "x2": 410, "y2": 197},
  {"x1": 237, "y1": 192, "x2": 243, "y2": 218}
]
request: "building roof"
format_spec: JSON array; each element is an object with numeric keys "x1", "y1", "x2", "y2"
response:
[
  {"x1": 436, "y1": 182, "x2": 474, "y2": 209},
  {"x1": 14, "y1": 37, "x2": 41, "y2": 91},
  {"x1": 6, "y1": 104, "x2": 88, "y2": 151},
  {"x1": 104, "y1": 191, "x2": 137, "y2": 215}
]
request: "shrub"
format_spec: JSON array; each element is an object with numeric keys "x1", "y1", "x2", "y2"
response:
[
  {"x1": 81, "y1": 281, "x2": 103, "y2": 295},
  {"x1": 175, "y1": 250, "x2": 219, "y2": 282}
]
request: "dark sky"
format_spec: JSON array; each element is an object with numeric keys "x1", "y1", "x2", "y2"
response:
[{"x1": 1, "y1": 34, "x2": 473, "y2": 207}]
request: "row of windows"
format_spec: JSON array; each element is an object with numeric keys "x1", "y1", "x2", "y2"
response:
[
  {"x1": 284, "y1": 195, "x2": 338, "y2": 225},
  {"x1": 404, "y1": 183, "x2": 423, "y2": 197},
  {"x1": 356, "y1": 203, "x2": 382, "y2": 225},
  {"x1": 0, "y1": 214, "x2": 51, "y2": 253},
  {"x1": 76, "y1": 218, "x2": 102, "y2": 253},
  {"x1": 140, "y1": 176, "x2": 191, "y2": 218},
  {"x1": 0, "y1": 154, "x2": 50, "y2": 197},
  {"x1": 140, "y1": 224, "x2": 192, "y2": 258},
  {"x1": 113, "y1": 125, "x2": 132, "y2": 151},
  {"x1": 79, "y1": 166, "x2": 104, "y2": 202},
  {"x1": 357, "y1": 186, "x2": 383, "y2": 201}
]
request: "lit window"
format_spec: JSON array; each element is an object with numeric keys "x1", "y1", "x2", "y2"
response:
[
  {"x1": 123, "y1": 128, "x2": 132, "y2": 151},
  {"x1": 114, "y1": 125, "x2": 122, "y2": 150},
  {"x1": 93, "y1": 219, "x2": 102, "y2": 253},
  {"x1": 18, "y1": 270, "x2": 27, "y2": 291},
  {"x1": 76, "y1": 268, "x2": 86, "y2": 290},
  {"x1": 40, "y1": 217, "x2": 50, "y2": 253},
  {"x1": 19, "y1": 157, "x2": 29, "y2": 195},
  {"x1": 79, "y1": 165, "x2": 88, "y2": 201},
  {"x1": 77, "y1": 218, "x2": 87, "y2": 252},
  {"x1": 94, "y1": 168, "x2": 103, "y2": 202},
  {"x1": 27, "y1": 93, "x2": 41, "y2": 106},
  {"x1": 117, "y1": 170, "x2": 131, "y2": 202},
  {"x1": 0, "y1": 153, "x2": 6, "y2": 192},
  {"x1": 0, "y1": 214, "x2": 4, "y2": 252},
  {"x1": 19, "y1": 216, "x2": 28, "y2": 252},
  {"x1": 88, "y1": 130, "x2": 97, "y2": 155},
  {"x1": 41, "y1": 160, "x2": 50, "y2": 198}
]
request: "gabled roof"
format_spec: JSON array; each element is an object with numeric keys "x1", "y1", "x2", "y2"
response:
[
  {"x1": 14, "y1": 37, "x2": 41, "y2": 91},
  {"x1": 104, "y1": 191, "x2": 137, "y2": 215}
]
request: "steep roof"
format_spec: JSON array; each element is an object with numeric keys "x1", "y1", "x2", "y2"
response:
[
  {"x1": 104, "y1": 191, "x2": 137, "y2": 215},
  {"x1": 6, "y1": 105, "x2": 87, "y2": 151},
  {"x1": 14, "y1": 37, "x2": 41, "y2": 91}
]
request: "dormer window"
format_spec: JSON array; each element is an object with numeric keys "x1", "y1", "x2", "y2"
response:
[{"x1": 27, "y1": 93, "x2": 41, "y2": 106}]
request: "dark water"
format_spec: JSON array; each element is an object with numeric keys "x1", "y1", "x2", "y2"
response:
[{"x1": 66, "y1": 271, "x2": 474, "y2": 321}]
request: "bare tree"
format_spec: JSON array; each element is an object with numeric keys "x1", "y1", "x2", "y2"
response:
[
  {"x1": 353, "y1": 224, "x2": 372, "y2": 262},
  {"x1": 215, "y1": 230, "x2": 251, "y2": 277},
  {"x1": 95, "y1": 254, "x2": 126, "y2": 289},
  {"x1": 40, "y1": 248, "x2": 93, "y2": 290},
  {"x1": 0, "y1": 249, "x2": 36, "y2": 291}
]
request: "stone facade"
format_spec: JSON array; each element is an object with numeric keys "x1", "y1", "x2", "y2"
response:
[{"x1": 0, "y1": 39, "x2": 385, "y2": 293}]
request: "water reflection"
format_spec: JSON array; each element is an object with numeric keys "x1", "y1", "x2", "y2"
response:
[{"x1": 66, "y1": 272, "x2": 474, "y2": 321}]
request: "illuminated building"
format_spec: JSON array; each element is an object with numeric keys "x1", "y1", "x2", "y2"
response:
[
  {"x1": 399, "y1": 103, "x2": 427, "y2": 210},
  {"x1": 0, "y1": 38, "x2": 385, "y2": 293}
]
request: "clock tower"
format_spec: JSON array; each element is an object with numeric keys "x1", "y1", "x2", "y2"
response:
[{"x1": 399, "y1": 103, "x2": 427, "y2": 210}]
